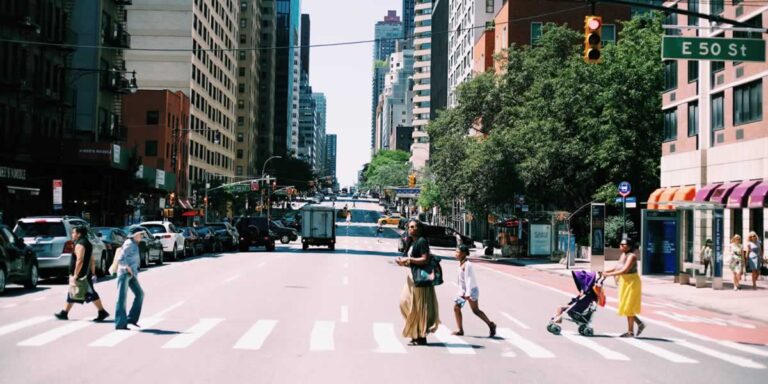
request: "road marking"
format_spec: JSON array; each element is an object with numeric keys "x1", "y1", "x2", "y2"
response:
[
  {"x1": 671, "y1": 339, "x2": 765, "y2": 369},
  {"x1": 373, "y1": 323, "x2": 406, "y2": 354},
  {"x1": 616, "y1": 335, "x2": 698, "y2": 363},
  {"x1": 152, "y1": 301, "x2": 185, "y2": 318},
  {"x1": 89, "y1": 317, "x2": 166, "y2": 347},
  {"x1": 233, "y1": 320, "x2": 277, "y2": 350},
  {"x1": 0, "y1": 316, "x2": 51, "y2": 337},
  {"x1": 0, "y1": 303, "x2": 18, "y2": 309},
  {"x1": 310, "y1": 321, "x2": 335, "y2": 351},
  {"x1": 500, "y1": 312, "x2": 530, "y2": 329},
  {"x1": 341, "y1": 306, "x2": 349, "y2": 323},
  {"x1": 221, "y1": 274, "x2": 241, "y2": 284},
  {"x1": 716, "y1": 340, "x2": 768, "y2": 357},
  {"x1": 18, "y1": 321, "x2": 93, "y2": 346},
  {"x1": 162, "y1": 318, "x2": 224, "y2": 349},
  {"x1": 433, "y1": 325, "x2": 476, "y2": 355},
  {"x1": 497, "y1": 327, "x2": 554, "y2": 358},
  {"x1": 31, "y1": 296, "x2": 47, "y2": 302},
  {"x1": 561, "y1": 331, "x2": 630, "y2": 361},
  {"x1": 342, "y1": 276, "x2": 349, "y2": 286}
]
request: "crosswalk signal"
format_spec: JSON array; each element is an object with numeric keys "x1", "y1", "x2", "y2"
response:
[{"x1": 584, "y1": 16, "x2": 602, "y2": 64}]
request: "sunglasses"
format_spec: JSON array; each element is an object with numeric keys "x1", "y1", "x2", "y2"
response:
[
  {"x1": 408, "y1": 226, "x2": 417, "y2": 229},
  {"x1": 620, "y1": 243, "x2": 628, "y2": 246}
]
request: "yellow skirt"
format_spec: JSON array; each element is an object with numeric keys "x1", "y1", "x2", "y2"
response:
[
  {"x1": 617, "y1": 273, "x2": 642, "y2": 317},
  {"x1": 399, "y1": 274, "x2": 440, "y2": 339}
]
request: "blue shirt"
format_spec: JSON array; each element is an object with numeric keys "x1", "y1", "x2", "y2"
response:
[{"x1": 119, "y1": 239, "x2": 141, "y2": 276}]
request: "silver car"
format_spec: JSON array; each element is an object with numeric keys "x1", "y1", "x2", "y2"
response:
[{"x1": 13, "y1": 216, "x2": 109, "y2": 278}]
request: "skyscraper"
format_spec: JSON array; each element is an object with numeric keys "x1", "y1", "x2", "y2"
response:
[
  {"x1": 410, "y1": 0, "x2": 432, "y2": 171},
  {"x1": 297, "y1": 14, "x2": 317, "y2": 171},
  {"x1": 313, "y1": 92, "x2": 327, "y2": 175},
  {"x1": 371, "y1": 11, "x2": 402, "y2": 149},
  {"x1": 402, "y1": 0, "x2": 415, "y2": 45},
  {"x1": 325, "y1": 134, "x2": 337, "y2": 184},
  {"x1": 257, "y1": 0, "x2": 277, "y2": 167},
  {"x1": 235, "y1": 0, "x2": 263, "y2": 178},
  {"x1": 275, "y1": 0, "x2": 302, "y2": 157}
]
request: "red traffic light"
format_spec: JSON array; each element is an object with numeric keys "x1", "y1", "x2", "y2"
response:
[{"x1": 587, "y1": 17, "x2": 601, "y2": 31}]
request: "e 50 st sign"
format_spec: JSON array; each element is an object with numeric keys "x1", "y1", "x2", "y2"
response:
[{"x1": 662, "y1": 36, "x2": 766, "y2": 62}]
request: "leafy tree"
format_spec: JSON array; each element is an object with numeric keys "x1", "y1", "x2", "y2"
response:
[
  {"x1": 364, "y1": 150, "x2": 410, "y2": 189},
  {"x1": 267, "y1": 157, "x2": 315, "y2": 192}
]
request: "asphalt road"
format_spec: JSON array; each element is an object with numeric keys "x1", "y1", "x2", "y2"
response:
[{"x1": 1, "y1": 201, "x2": 766, "y2": 383}]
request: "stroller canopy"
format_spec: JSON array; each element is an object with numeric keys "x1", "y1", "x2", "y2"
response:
[{"x1": 571, "y1": 270, "x2": 597, "y2": 293}]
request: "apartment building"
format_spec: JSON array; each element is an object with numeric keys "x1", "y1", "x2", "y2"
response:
[
  {"x1": 410, "y1": 0, "x2": 433, "y2": 172},
  {"x1": 380, "y1": 46, "x2": 414, "y2": 152},
  {"x1": 235, "y1": 0, "x2": 262, "y2": 178},
  {"x1": 273, "y1": 0, "x2": 301, "y2": 156},
  {"x1": 257, "y1": 0, "x2": 277, "y2": 166},
  {"x1": 371, "y1": 11, "x2": 402, "y2": 150},
  {"x1": 313, "y1": 92, "x2": 327, "y2": 175}
]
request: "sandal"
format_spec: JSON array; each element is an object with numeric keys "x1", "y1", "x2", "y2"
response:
[
  {"x1": 452, "y1": 331, "x2": 464, "y2": 336},
  {"x1": 636, "y1": 322, "x2": 646, "y2": 337},
  {"x1": 619, "y1": 332, "x2": 634, "y2": 338},
  {"x1": 489, "y1": 322, "x2": 497, "y2": 338}
]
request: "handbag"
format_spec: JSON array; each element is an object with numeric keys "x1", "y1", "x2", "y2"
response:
[
  {"x1": 410, "y1": 255, "x2": 443, "y2": 287},
  {"x1": 68, "y1": 277, "x2": 89, "y2": 301}
]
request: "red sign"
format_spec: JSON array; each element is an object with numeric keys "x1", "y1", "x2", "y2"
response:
[{"x1": 251, "y1": 181, "x2": 259, "y2": 191}]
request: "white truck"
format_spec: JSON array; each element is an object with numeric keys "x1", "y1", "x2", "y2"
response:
[{"x1": 300, "y1": 205, "x2": 336, "y2": 250}]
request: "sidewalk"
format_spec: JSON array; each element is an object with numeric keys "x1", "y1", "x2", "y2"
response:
[{"x1": 471, "y1": 254, "x2": 768, "y2": 324}]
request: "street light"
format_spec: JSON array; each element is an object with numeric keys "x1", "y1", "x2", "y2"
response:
[{"x1": 260, "y1": 155, "x2": 282, "y2": 217}]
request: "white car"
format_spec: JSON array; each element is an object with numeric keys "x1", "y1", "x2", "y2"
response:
[{"x1": 139, "y1": 221, "x2": 185, "y2": 261}]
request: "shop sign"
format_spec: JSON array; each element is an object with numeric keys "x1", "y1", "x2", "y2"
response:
[
  {"x1": 113, "y1": 144, "x2": 121, "y2": 164},
  {"x1": 0, "y1": 166, "x2": 27, "y2": 180},
  {"x1": 53, "y1": 179, "x2": 63, "y2": 210},
  {"x1": 78, "y1": 143, "x2": 113, "y2": 161},
  {"x1": 156, "y1": 170, "x2": 165, "y2": 189}
]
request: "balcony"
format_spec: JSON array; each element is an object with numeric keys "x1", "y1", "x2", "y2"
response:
[
  {"x1": 108, "y1": 25, "x2": 131, "y2": 48},
  {"x1": 114, "y1": 0, "x2": 133, "y2": 5}
]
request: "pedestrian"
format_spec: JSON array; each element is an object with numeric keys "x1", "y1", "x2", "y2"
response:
[
  {"x1": 699, "y1": 239, "x2": 713, "y2": 277},
  {"x1": 346, "y1": 210, "x2": 352, "y2": 226},
  {"x1": 54, "y1": 226, "x2": 110, "y2": 322},
  {"x1": 602, "y1": 239, "x2": 645, "y2": 338},
  {"x1": 729, "y1": 234, "x2": 745, "y2": 291},
  {"x1": 745, "y1": 231, "x2": 763, "y2": 290},
  {"x1": 114, "y1": 228, "x2": 145, "y2": 330},
  {"x1": 452, "y1": 244, "x2": 496, "y2": 337},
  {"x1": 395, "y1": 219, "x2": 440, "y2": 345},
  {"x1": 376, "y1": 221, "x2": 384, "y2": 243}
]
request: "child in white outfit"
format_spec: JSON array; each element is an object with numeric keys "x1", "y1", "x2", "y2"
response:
[{"x1": 453, "y1": 245, "x2": 496, "y2": 337}]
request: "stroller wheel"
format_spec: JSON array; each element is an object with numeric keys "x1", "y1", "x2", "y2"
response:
[
  {"x1": 547, "y1": 323, "x2": 561, "y2": 335},
  {"x1": 578, "y1": 325, "x2": 594, "y2": 337}
]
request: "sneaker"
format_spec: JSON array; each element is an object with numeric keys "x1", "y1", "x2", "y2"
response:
[
  {"x1": 93, "y1": 310, "x2": 110, "y2": 322},
  {"x1": 54, "y1": 310, "x2": 68, "y2": 320}
]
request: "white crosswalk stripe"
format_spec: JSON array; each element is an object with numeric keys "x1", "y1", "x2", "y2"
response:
[
  {"x1": 433, "y1": 325, "x2": 476, "y2": 355},
  {"x1": 672, "y1": 338, "x2": 766, "y2": 369},
  {"x1": 233, "y1": 320, "x2": 277, "y2": 350},
  {"x1": 373, "y1": 322, "x2": 406, "y2": 354},
  {"x1": 17, "y1": 321, "x2": 93, "y2": 347},
  {"x1": 310, "y1": 321, "x2": 335, "y2": 351},
  {"x1": 717, "y1": 340, "x2": 768, "y2": 357},
  {"x1": 561, "y1": 331, "x2": 630, "y2": 361},
  {"x1": 617, "y1": 335, "x2": 698, "y2": 364},
  {"x1": 89, "y1": 317, "x2": 166, "y2": 347},
  {"x1": 0, "y1": 316, "x2": 51, "y2": 337},
  {"x1": 162, "y1": 318, "x2": 224, "y2": 349},
  {"x1": 497, "y1": 327, "x2": 555, "y2": 358}
]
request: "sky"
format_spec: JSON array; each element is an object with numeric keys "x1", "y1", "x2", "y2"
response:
[{"x1": 302, "y1": 0, "x2": 402, "y2": 188}]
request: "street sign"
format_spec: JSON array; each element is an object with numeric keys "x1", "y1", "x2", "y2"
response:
[
  {"x1": 250, "y1": 181, "x2": 259, "y2": 191},
  {"x1": 662, "y1": 36, "x2": 766, "y2": 62},
  {"x1": 228, "y1": 184, "x2": 250, "y2": 193},
  {"x1": 618, "y1": 181, "x2": 631, "y2": 197},
  {"x1": 615, "y1": 196, "x2": 637, "y2": 206}
]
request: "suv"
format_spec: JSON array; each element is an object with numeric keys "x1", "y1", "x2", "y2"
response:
[
  {"x1": 13, "y1": 216, "x2": 108, "y2": 278},
  {"x1": 140, "y1": 221, "x2": 186, "y2": 261},
  {"x1": 269, "y1": 220, "x2": 298, "y2": 244},
  {"x1": 205, "y1": 222, "x2": 239, "y2": 251},
  {"x1": 0, "y1": 224, "x2": 39, "y2": 293},
  {"x1": 234, "y1": 216, "x2": 275, "y2": 252},
  {"x1": 397, "y1": 222, "x2": 476, "y2": 252}
]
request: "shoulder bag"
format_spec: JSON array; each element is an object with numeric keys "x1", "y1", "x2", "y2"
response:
[
  {"x1": 68, "y1": 277, "x2": 89, "y2": 301},
  {"x1": 410, "y1": 254, "x2": 444, "y2": 287}
]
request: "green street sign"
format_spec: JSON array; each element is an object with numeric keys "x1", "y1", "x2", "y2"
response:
[
  {"x1": 662, "y1": 36, "x2": 765, "y2": 62},
  {"x1": 227, "y1": 184, "x2": 250, "y2": 193}
]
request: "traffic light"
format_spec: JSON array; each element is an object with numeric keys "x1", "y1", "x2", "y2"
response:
[
  {"x1": 169, "y1": 192, "x2": 176, "y2": 207},
  {"x1": 584, "y1": 15, "x2": 602, "y2": 64},
  {"x1": 408, "y1": 174, "x2": 416, "y2": 188}
]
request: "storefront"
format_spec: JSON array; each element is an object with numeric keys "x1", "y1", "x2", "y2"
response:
[{"x1": 0, "y1": 165, "x2": 42, "y2": 226}]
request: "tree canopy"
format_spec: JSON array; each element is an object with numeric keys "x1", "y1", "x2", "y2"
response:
[{"x1": 364, "y1": 150, "x2": 410, "y2": 190}]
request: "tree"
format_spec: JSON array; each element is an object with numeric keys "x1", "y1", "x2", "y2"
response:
[
  {"x1": 364, "y1": 150, "x2": 410, "y2": 190},
  {"x1": 267, "y1": 157, "x2": 316, "y2": 192}
]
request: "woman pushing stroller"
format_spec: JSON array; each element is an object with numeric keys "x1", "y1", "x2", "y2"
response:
[{"x1": 602, "y1": 239, "x2": 646, "y2": 338}]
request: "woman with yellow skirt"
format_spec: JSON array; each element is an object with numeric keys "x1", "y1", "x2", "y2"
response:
[{"x1": 603, "y1": 239, "x2": 645, "y2": 338}]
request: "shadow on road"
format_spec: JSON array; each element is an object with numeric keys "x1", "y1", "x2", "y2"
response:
[
  {"x1": 0, "y1": 286, "x2": 54, "y2": 297},
  {"x1": 141, "y1": 329, "x2": 183, "y2": 336}
]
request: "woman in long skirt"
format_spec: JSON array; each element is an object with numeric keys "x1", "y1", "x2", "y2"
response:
[{"x1": 396, "y1": 220, "x2": 439, "y2": 345}]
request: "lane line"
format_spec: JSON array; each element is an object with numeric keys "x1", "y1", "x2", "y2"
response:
[
  {"x1": 162, "y1": 318, "x2": 224, "y2": 349},
  {"x1": 18, "y1": 321, "x2": 93, "y2": 346},
  {"x1": 497, "y1": 327, "x2": 554, "y2": 358},
  {"x1": 561, "y1": 330, "x2": 630, "y2": 361},
  {"x1": 31, "y1": 296, "x2": 47, "y2": 302},
  {"x1": 615, "y1": 335, "x2": 698, "y2": 363},
  {"x1": 89, "y1": 317, "x2": 166, "y2": 347},
  {"x1": 433, "y1": 325, "x2": 476, "y2": 355},
  {"x1": 717, "y1": 341, "x2": 768, "y2": 357},
  {"x1": 671, "y1": 338, "x2": 765, "y2": 369},
  {"x1": 341, "y1": 306, "x2": 349, "y2": 323},
  {"x1": 500, "y1": 312, "x2": 530, "y2": 329},
  {"x1": 221, "y1": 275, "x2": 241, "y2": 284},
  {"x1": 310, "y1": 321, "x2": 335, "y2": 351},
  {"x1": 233, "y1": 320, "x2": 278, "y2": 350},
  {"x1": 0, "y1": 316, "x2": 51, "y2": 337},
  {"x1": 152, "y1": 301, "x2": 185, "y2": 318},
  {"x1": 373, "y1": 323, "x2": 407, "y2": 354}
]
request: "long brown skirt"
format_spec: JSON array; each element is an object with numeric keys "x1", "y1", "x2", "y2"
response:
[{"x1": 400, "y1": 273, "x2": 440, "y2": 339}]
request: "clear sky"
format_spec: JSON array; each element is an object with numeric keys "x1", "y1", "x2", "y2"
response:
[{"x1": 302, "y1": 0, "x2": 402, "y2": 188}]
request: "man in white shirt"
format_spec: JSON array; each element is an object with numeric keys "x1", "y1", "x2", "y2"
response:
[{"x1": 453, "y1": 244, "x2": 496, "y2": 337}]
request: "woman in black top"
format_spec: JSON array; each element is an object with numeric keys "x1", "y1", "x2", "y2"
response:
[{"x1": 54, "y1": 226, "x2": 109, "y2": 322}]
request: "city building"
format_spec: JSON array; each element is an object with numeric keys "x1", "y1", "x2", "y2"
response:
[
  {"x1": 257, "y1": 0, "x2": 277, "y2": 167},
  {"x1": 235, "y1": 0, "x2": 263, "y2": 178},
  {"x1": 313, "y1": 92, "x2": 327, "y2": 175},
  {"x1": 297, "y1": 14, "x2": 318, "y2": 171},
  {"x1": 402, "y1": 0, "x2": 415, "y2": 45},
  {"x1": 392, "y1": 125, "x2": 414, "y2": 153},
  {"x1": 430, "y1": 0, "x2": 449, "y2": 119},
  {"x1": 409, "y1": 0, "x2": 433, "y2": 172},
  {"x1": 325, "y1": 133, "x2": 337, "y2": 184},
  {"x1": 644, "y1": 1, "x2": 768, "y2": 281},
  {"x1": 125, "y1": 0, "x2": 239, "y2": 191},
  {"x1": 380, "y1": 45, "x2": 414, "y2": 151},
  {"x1": 274, "y1": 0, "x2": 301, "y2": 156},
  {"x1": 371, "y1": 11, "x2": 402, "y2": 149},
  {"x1": 447, "y1": 0, "x2": 501, "y2": 107}
]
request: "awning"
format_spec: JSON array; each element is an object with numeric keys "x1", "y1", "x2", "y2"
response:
[
  {"x1": 693, "y1": 183, "x2": 721, "y2": 202},
  {"x1": 182, "y1": 210, "x2": 202, "y2": 217},
  {"x1": 709, "y1": 182, "x2": 740, "y2": 204},
  {"x1": 647, "y1": 188, "x2": 665, "y2": 210},
  {"x1": 748, "y1": 181, "x2": 768, "y2": 208},
  {"x1": 672, "y1": 186, "x2": 696, "y2": 203},
  {"x1": 727, "y1": 180, "x2": 761, "y2": 208},
  {"x1": 657, "y1": 187, "x2": 679, "y2": 210}
]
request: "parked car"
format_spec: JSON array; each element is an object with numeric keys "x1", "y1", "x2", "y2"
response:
[
  {"x1": 194, "y1": 226, "x2": 224, "y2": 253},
  {"x1": 377, "y1": 213, "x2": 403, "y2": 226},
  {"x1": 397, "y1": 222, "x2": 476, "y2": 252},
  {"x1": 121, "y1": 225, "x2": 164, "y2": 267},
  {"x1": 205, "y1": 222, "x2": 239, "y2": 251},
  {"x1": 140, "y1": 221, "x2": 186, "y2": 261},
  {"x1": 14, "y1": 216, "x2": 91, "y2": 278},
  {"x1": 269, "y1": 220, "x2": 298, "y2": 244},
  {"x1": 180, "y1": 227, "x2": 205, "y2": 256},
  {"x1": 85, "y1": 228, "x2": 110, "y2": 277},
  {"x1": 93, "y1": 227, "x2": 128, "y2": 275},
  {"x1": 234, "y1": 216, "x2": 275, "y2": 252},
  {"x1": 0, "y1": 224, "x2": 39, "y2": 293}
]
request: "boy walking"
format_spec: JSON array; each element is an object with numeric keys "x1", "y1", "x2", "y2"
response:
[{"x1": 452, "y1": 244, "x2": 496, "y2": 337}]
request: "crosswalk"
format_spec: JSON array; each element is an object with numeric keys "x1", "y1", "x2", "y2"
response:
[{"x1": 1, "y1": 314, "x2": 767, "y2": 369}]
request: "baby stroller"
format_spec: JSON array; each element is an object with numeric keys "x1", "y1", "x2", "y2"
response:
[{"x1": 546, "y1": 271, "x2": 606, "y2": 337}]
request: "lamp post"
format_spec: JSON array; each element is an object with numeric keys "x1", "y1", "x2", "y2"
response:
[{"x1": 260, "y1": 156, "x2": 282, "y2": 217}]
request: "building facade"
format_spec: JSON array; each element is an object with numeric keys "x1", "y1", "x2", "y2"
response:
[
  {"x1": 313, "y1": 92, "x2": 327, "y2": 175},
  {"x1": 380, "y1": 45, "x2": 414, "y2": 152},
  {"x1": 257, "y1": 0, "x2": 277, "y2": 167},
  {"x1": 235, "y1": 0, "x2": 262, "y2": 178},
  {"x1": 409, "y1": 0, "x2": 433, "y2": 172},
  {"x1": 274, "y1": 0, "x2": 301, "y2": 156},
  {"x1": 325, "y1": 133, "x2": 337, "y2": 184},
  {"x1": 371, "y1": 11, "x2": 402, "y2": 150},
  {"x1": 402, "y1": 0, "x2": 415, "y2": 45},
  {"x1": 430, "y1": 0, "x2": 449, "y2": 119}
]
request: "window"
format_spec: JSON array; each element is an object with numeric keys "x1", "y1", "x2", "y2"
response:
[
  {"x1": 240, "y1": 1, "x2": 247, "y2": 11},
  {"x1": 236, "y1": 149, "x2": 243, "y2": 159},
  {"x1": 688, "y1": 60, "x2": 698, "y2": 82},
  {"x1": 663, "y1": 108, "x2": 677, "y2": 141},
  {"x1": 530, "y1": 22, "x2": 542, "y2": 46},
  {"x1": 734, "y1": 80, "x2": 762, "y2": 125},
  {"x1": 240, "y1": 18, "x2": 246, "y2": 28},
  {"x1": 486, "y1": 0, "x2": 494, "y2": 13},
  {"x1": 237, "y1": 116, "x2": 244, "y2": 126},
  {"x1": 145, "y1": 140, "x2": 158, "y2": 156},
  {"x1": 238, "y1": 100, "x2": 245, "y2": 109},
  {"x1": 146, "y1": 111, "x2": 159, "y2": 125},
  {"x1": 240, "y1": 34, "x2": 246, "y2": 44},
  {"x1": 663, "y1": 60, "x2": 677, "y2": 91},
  {"x1": 602, "y1": 25, "x2": 616, "y2": 45},
  {"x1": 687, "y1": 0, "x2": 698, "y2": 26},
  {"x1": 238, "y1": 83, "x2": 245, "y2": 92},
  {"x1": 711, "y1": 93, "x2": 724, "y2": 130},
  {"x1": 237, "y1": 133, "x2": 244, "y2": 142},
  {"x1": 239, "y1": 51, "x2": 246, "y2": 60},
  {"x1": 236, "y1": 166, "x2": 243, "y2": 175},
  {"x1": 733, "y1": 15, "x2": 762, "y2": 40},
  {"x1": 711, "y1": 0, "x2": 724, "y2": 15},
  {"x1": 665, "y1": 6, "x2": 680, "y2": 36},
  {"x1": 688, "y1": 102, "x2": 698, "y2": 136},
  {"x1": 711, "y1": 60, "x2": 724, "y2": 87}
]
